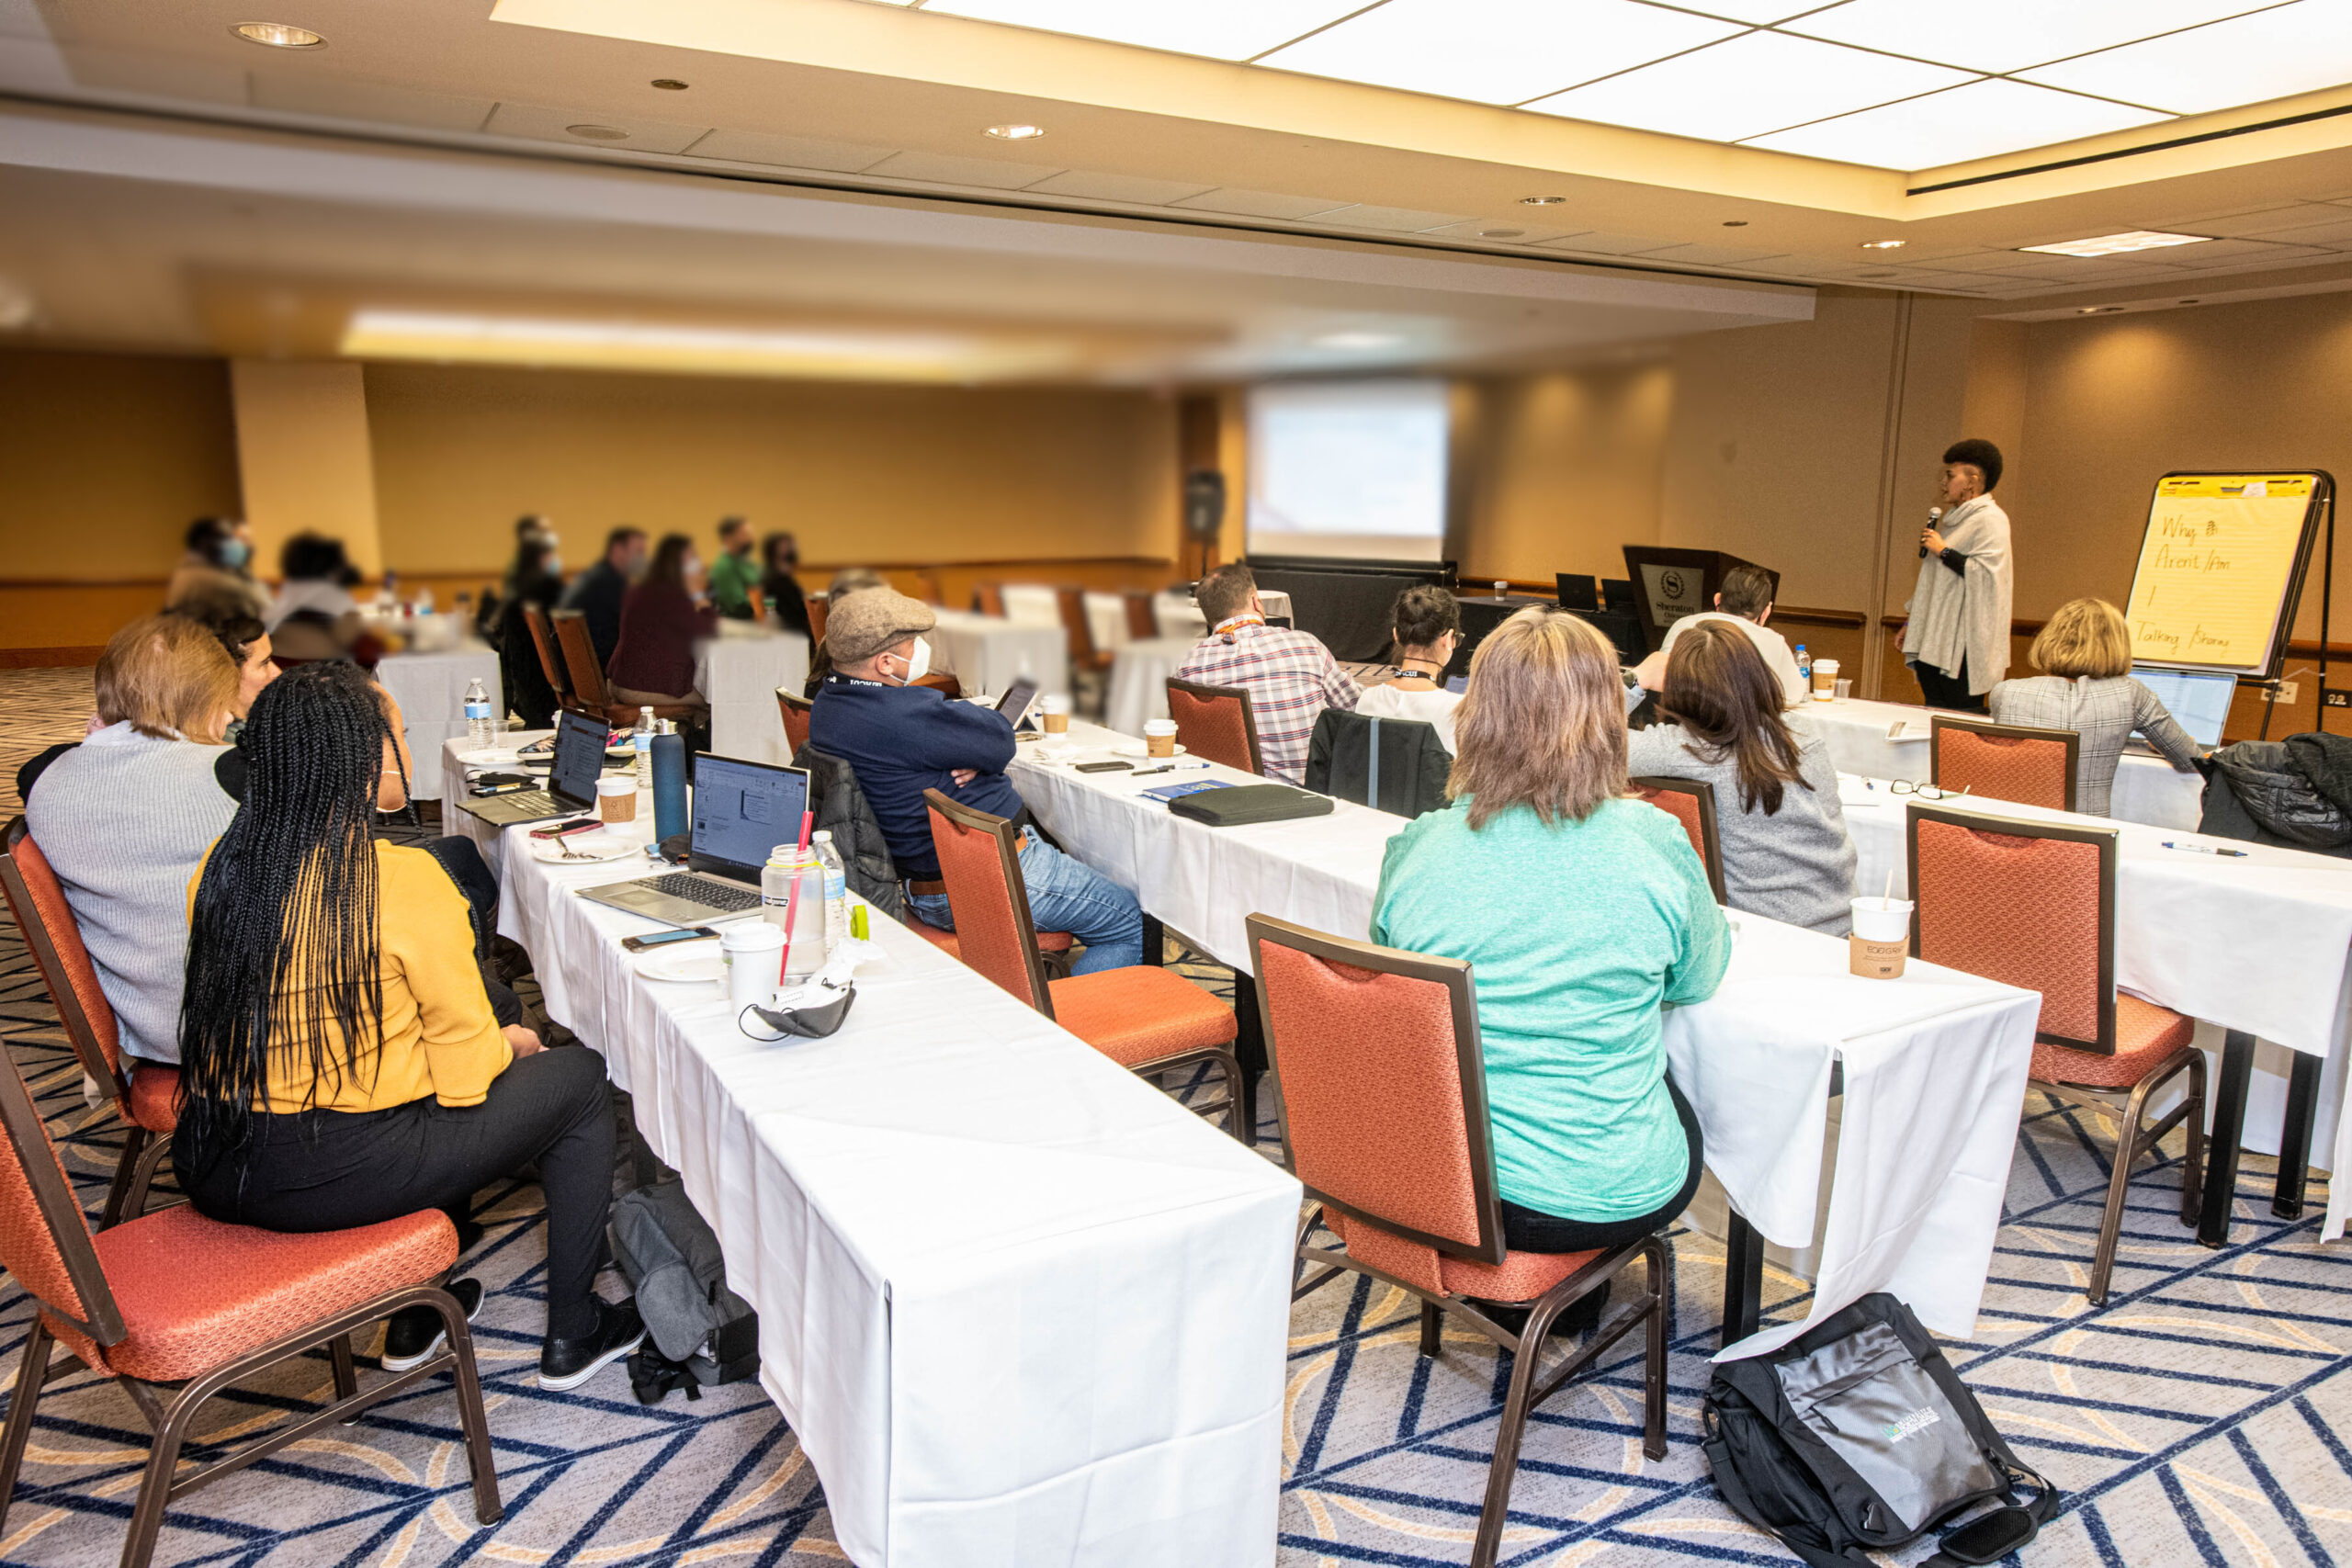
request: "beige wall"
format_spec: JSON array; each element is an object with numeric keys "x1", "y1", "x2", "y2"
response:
[
  {"x1": 1455, "y1": 363, "x2": 1672, "y2": 586},
  {"x1": 232, "y1": 360, "x2": 383, "y2": 576}
]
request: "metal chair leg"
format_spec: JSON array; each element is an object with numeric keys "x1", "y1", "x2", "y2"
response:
[
  {"x1": 1419, "y1": 1300, "x2": 1442, "y2": 1358},
  {"x1": 1642, "y1": 1236, "x2": 1668, "y2": 1461},
  {"x1": 2087, "y1": 1076, "x2": 2161, "y2": 1306},
  {"x1": 99, "y1": 1128, "x2": 147, "y2": 1230},
  {"x1": 435, "y1": 1293, "x2": 505, "y2": 1525},
  {"x1": 0, "y1": 1319, "x2": 55, "y2": 1539},
  {"x1": 118, "y1": 1390, "x2": 196, "y2": 1568},
  {"x1": 2179, "y1": 1053, "x2": 2208, "y2": 1227},
  {"x1": 1469, "y1": 1290, "x2": 1566, "y2": 1568},
  {"x1": 329, "y1": 1336, "x2": 357, "y2": 1402}
]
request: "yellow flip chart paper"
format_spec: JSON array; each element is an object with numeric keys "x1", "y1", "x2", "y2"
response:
[{"x1": 2124, "y1": 474, "x2": 2317, "y2": 673}]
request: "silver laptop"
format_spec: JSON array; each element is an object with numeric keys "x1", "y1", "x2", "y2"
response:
[
  {"x1": 577, "y1": 752, "x2": 812, "y2": 928},
  {"x1": 457, "y1": 710, "x2": 608, "y2": 827},
  {"x1": 2129, "y1": 664, "x2": 2235, "y2": 749}
]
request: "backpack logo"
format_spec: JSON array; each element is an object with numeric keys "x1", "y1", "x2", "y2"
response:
[{"x1": 1883, "y1": 1407, "x2": 1941, "y2": 1443}]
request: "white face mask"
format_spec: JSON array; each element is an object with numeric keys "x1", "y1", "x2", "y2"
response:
[{"x1": 898, "y1": 636, "x2": 933, "y2": 684}]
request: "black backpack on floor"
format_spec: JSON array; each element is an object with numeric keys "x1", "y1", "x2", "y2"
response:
[{"x1": 1702, "y1": 1293, "x2": 2058, "y2": 1568}]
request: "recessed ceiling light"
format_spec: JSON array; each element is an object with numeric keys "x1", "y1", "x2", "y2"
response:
[
  {"x1": 2023, "y1": 231, "x2": 2211, "y2": 257},
  {"x1": 1521, "y1": 195, "x2": 1567, "y2": 205},
  {"x1": 650, "y1": 78, "x2": 689, "y2": 90},
  {"x1": 231, "y1": 21, "x2": 323, "y2": 47},
  {"x1": 2078, "y1": 304, "x2": 2127, "y2": 314},
  {"x1": 1860, "y1": 239, "x2": 1905, "y2": 250},
  {"x1": 1311, "y1": 331, "x2": 1403, "y2": 350},
  {"x1": 985, "y1": 123, "x2": 1047, "y2": 141},
  {"x1": 566, "y1": 124, "x2": 630, "y2": 141},
  {"x1": 1479, "y1": 228, "x2": 1527, "y2": 239}
]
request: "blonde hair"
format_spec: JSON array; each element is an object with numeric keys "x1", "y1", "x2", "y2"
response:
[
  {"x1": 2030, "y1": 597, "x2": 2132, "y2": 680},
  {"x1": 1447, "y1": 606, "x2": 1627, "y2": 829},
  {"x1": 94, "y1": 615, "x2": 238, "y2": 744}
]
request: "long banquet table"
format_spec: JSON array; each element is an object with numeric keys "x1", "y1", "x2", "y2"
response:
[
  {"x1": 378, "y1": 643, "x2": 501, "y2": 800},
  {"x1": 441, "y1": 737, "x2": 1300, "y2": 1567},
  {"x1": 1009, "y1": 722, "x2": 2041, "y2": 1357},
  {"x1": 695, "y1": 627, "x2": 810, "y2": 766}
]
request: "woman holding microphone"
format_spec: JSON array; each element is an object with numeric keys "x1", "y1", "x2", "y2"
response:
[{"x1": 1902, "y1": 438, "x2": 2014, "y2": 712}]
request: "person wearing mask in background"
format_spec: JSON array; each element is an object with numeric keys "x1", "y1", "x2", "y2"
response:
[
  {"x1": 759, "y1": 531, "x2": 812, "y2": 643},
  {"x1": 265, "y1": 533, "x2": 370, "y2": 665},
  {"x1": 1989, "y1": 597, "x2": 2205, "y2": 818},
  {"x1": 495, "y1": 533, "x2": 566, "y2": 728},
  {"x1": 607, "y1": 533, "x2": 716, "y2": 713},
  {"x1": 808, "y1": 589, "x2": 1145, "y2": 971},
  {"x1": 1903, "y1": 439, "x2": 2014, "y2": 713},
  {"x1": 1352, "y1": 584, "x2": 1465, "y2": 752},
  {"x1": 166, "y1": 517, "x2": 267, "y2": 622},
  {"x1": 802, "y1": 567, "x2": 890, "y2": 698},
  {"x1": 502, "y1": 515, "x2": 553, "y2": 599},
  {"x1": 1173, "y1": 562, "x2": 1359, "y2": 784},
  {"x1": 1638, "y1": 564, "x2": 1806, "y2": 708},
  {"x1": 1627, "y1": 619, "x2": 1857, "y2": 935},
  {"x1": 560, "y1": 527, "x2": 646, "y2": 667},
  {"x1": 707, "y1": 516, "x2": 761, "y2": 621}
]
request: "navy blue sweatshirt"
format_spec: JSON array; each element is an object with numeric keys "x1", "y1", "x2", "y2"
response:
[{"x1": 806, "y1": 674, "x2": 1024, "y2": 880}]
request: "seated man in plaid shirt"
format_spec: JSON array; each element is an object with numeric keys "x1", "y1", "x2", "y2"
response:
[{"x1": 1173, "y1": 564, "x2": 1359, "y2": 785}]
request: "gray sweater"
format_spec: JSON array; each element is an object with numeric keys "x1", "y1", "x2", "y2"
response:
[
  {"x1": 24, "y1": 726, "x2": 239, "y2": 1064},
  {"x1": 1626, "y1": 716, "x2": 1858, "y2": 935}
]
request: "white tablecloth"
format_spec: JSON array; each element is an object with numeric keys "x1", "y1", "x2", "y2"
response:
[
  {"x1": 1011, "y1": 722, "x2": 2041, "y2": 1355},
  {"x1": 1103, "y1": 637, "x2": 1206, "y2": 738},
  {"x1": 480, "y1": 770, "x2": 1298, "y2": 1567},
  {"x1": 1799, "y1": 697, "x2": 2205, "y2": 829},
  {"x1": 695, "y1": 629, "x2": 811, "y2": 766},
  {"x1": 995, "y1": 585, "x2": 1138, "y2": 656},
  {"x1": 379, "y1": 645, "x2": 502, "y2": 801},
  {"x1": 928, "y1": 610, "x2": 1069, "y2": 700}
]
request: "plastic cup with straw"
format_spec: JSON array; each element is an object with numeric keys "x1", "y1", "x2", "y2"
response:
[{"x1": 779, "y1": 808, "x2": 813, "y2": 985}]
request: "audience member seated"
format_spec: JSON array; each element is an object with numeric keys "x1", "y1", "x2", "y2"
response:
[
  {"x1": 803, "y1": 567, "x2": 890, "y2": 698},
  {"x1": 560, "y1": 526, "x2": 646, "y2": 667},
  {"x1": 165, "y1": 515, "x2": 268, "y2": 621},
  {"x1": 24, "y1": 615, "x2": 243, "y2": 1066},
  {"x1": 1637, "y1": 564, "x2": 1806, "y2": 707},
  {"x1": 495, "y1": 533, "x2": 567, "y2": 728},
  {"x1": 1989, "y1": 596, "x2": 2204, "y2": 818},
  {"x1": 761, "y1": 530, "x2": 812, "y2": 641},
  {"x1": 1173, "y1": 562, "x2": 1358, "y2": 784},
  {"x1": 173, "y1": 661, "x2": 643, "y2": 1389},
  {"x1": 265, "y1": 532, "x2": 369, "y2": 664},
  {"x1": 708, "y1": 515, "x2": 761, "y2": 621},
  {"x1": 1351, "y1": 584, "x2": 1464, "y2": 752},
  {"x1": 1627, "y1": 619, "x2": 1858, "y2": 934},
  {"x1": 607, "y1": 533, "x2": 717, "y2": 712},
  {"x1": 808, "y1": 589, "x2": 1144, "y2": 971},
  {"x1": 1372, "y1": 607, "x2": 1728, "y2": 1293},
  {"x1": 194, "y1": 608, "x2": 278, "y2": 720}
]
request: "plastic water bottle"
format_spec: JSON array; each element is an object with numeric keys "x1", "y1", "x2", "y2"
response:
[
  {"x1": 463, "y1": 678, "x2": 494, "y2": 750},
  {"x1": 632, "y1": 706, "x2": 656, "y2": 789},
  {"x1": 1794, "y1": 644, "x2": 1812, "y2": 689},
  {"x1": 811, "y1": 830, "x2": 847, "y2": 955}
]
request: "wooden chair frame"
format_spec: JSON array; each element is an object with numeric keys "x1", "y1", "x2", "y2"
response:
[
  {"x1": 1630, "y1": 776, "x2": 1728, "y2": 904},
  {"x1": 550, "y1": 609, "x2": 698, "y2": 727},
  {"x1": 1928, "y1": 716, "x2": 2080, "y2": 813},
  {"x1": 0, "y1": 1055, "x2": 503, "y2": 1568},
  {"x1": 775, "y1": 687, "x2": 813, "y2": 760},
  {"x1": 521, "y1": 603, "x2": 580, "y2": 713},
  {"x1": 1121, "y1": 590, "x2": 1159, "y2": 643},
  {"x1": 1166, "y1": 678, "x2": 1264, "y2": 775},
  {"x1": 1244, "y1": 914, "x2": 1667, "y2": 1568},
  {"x1": 1055, "y1": 586, "x2": 1113, "y2": 674},
  {"x1": 972, "y1": 582, "x2": 1007, "y2": 617}
]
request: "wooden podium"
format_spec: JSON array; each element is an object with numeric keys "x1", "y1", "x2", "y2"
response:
[{"x1": 1619, "y1": 547, "x2": 1780, "y2": 654}]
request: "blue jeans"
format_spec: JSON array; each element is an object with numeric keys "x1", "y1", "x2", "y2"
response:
[{"x1": 910, "y1": 838, "x2": 1144, "y2": 976}]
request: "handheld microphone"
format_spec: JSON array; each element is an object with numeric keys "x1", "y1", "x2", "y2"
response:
[{"x1": 1919, "y1": 504, "x2": 1944, "y2": 558}]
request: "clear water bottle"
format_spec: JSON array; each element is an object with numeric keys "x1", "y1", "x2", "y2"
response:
[
  {"x1": 811, "y1": 829, "x2": 847, "y2": 955},
  {"x1": 1793, "y1": 643, "x2": 1812, "y2": 688},
  {"x1": 632, "y1": 705, "x2": 656, "y2": 789},
  {"x1": 463, "y1": 678, "x2": 494, "y2": 750},
  {"x1": 761, "y1": 844, "x2": 826, "y2": 978}
]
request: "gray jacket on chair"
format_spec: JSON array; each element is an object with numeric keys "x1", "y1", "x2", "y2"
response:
[{"x1": 797, "y1": 746, "x2": 905, "y2": 920}]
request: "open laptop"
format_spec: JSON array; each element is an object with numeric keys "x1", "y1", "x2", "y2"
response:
[
  {"x1": 576, "y1": 752, "x2": 812, "y2": 928},
  {"x1": 995, "y1": 675, "x2": 1040, "y2": 728},
  {"x1": 456, "y1": 709, "x2": 608, "y2": 827},
  {"x1": 2130, "y1": 664, "x2": 2236, "y2": 748}
]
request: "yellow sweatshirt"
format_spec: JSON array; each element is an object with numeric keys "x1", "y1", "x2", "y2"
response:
[{"x1": 188, "y1": 840, "x2": 512, "y2": 1113}]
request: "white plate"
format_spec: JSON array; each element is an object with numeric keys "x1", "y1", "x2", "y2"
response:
[
  {"x1": 458, "y1": 749, "x2": 521, "y2": 767},
  {"x1": 526, "y1": 831, "x2": 641, "y2": 864},
  {"x1": 633, "y1": 946, "x2": 726, "y2": 984},
  {"x1": 1111, "y1": 742, "x2": 1186, "y2": 759}
]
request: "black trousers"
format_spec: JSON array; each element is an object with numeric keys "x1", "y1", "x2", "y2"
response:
[
  {"x1": 1912, "y1": 657, "x2": 1986, "y2": 714},
  {"x1": 175, "y1": 1047, "x2": 616, "y2": 1339},
  {"x1": 1499, "y1": 1077, "x2": 1703, "y2": 1254},
  {"x1": 421, "y1": 836, "x2": 524, "y2": 1029}
]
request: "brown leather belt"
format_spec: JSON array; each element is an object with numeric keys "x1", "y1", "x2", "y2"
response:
[{"x1": 908, "y1": 832, "x2": 1026, "y2": 897}]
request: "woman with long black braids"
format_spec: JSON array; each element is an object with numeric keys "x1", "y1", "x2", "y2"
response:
[{"x1": 173, "y1": 661, "x2": 645, "y2": 1391}]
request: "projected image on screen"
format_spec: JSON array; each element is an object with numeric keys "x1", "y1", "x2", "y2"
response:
[{"x1": 1246, "y1": 380, "x2": 1448, "y2": 562}]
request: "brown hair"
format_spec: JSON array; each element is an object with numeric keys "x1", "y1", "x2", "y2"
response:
[
  {"x1": 1715, "y1": 564, "x2": 1776, "y2": 619},
  {"x1": 1391, "y1": 584, "x2": 1460, "y2": 655},
  {"x1": 1195, "y1": 563, "x2": 1259, "y2": 627},
  {"x1": 645, "y1": 533, "x2": 695, "y2": 592},
  {"x1": 1659, "y1": 619, "x2": 1811, "y2": 815},
  {"x1": 1447, "y1": 606, "x2": 1626, "y2": 829},
  {"x1": 2030, "y1": 597, "x2": 2132, "y2": 680},
  {"x1": 93, "y1": 614, "x2": 238, "y2": 744}
]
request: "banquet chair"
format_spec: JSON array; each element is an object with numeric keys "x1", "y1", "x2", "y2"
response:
[
  {"x1": 1930, "y1": 716, "x2": 2078, "y2": 812},
  {"x1": 1907, "y1": 803, "x2": 2203, "y2": 1304},
  {"x1": 924, "y1": 791, "x2": 1242, "y2": 1134},
  {"x1": 775, "y1": 687, "x2": 812, "y2": 759},
  {"x1": 0, "y1": 1047, "x2": 502, "y2": 1568},
  {"x1": 0, "y1": 818, "x2": 175, "y2": 1227},
  {"x1": 972, "y1": 582, "x2": 1007, "y2": 617},
  {"x1": 1167, "y1": 678, "x2": 1262, "y2": 774},
  {"x1": 521, "y1": 603, "x2": 581, "y2": 715},
  {"x1": 1245, "y1": 914, "x2": 1668, "y2": 1568},
  {"x1": 1123, "y1": 591, "x2": 1159, "y2": 643},
  {"x1": 1055, "y1": 586, "x2": 1115, "y2": 676},
  {"x1": 1629, "y1": 777, "x2": 1728, "y2": 903},
  {"x1": 807, "y1": 594, "x2": 829, "y2": 649},
  {"x1": 911, "y1": 671, "x2": 962, "y2": 699},
  {"x1": 550, "y1": 609, "x2": 699, "y2": 728}
]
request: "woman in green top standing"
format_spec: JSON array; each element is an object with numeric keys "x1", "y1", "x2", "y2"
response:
[{"x1": 1373, "y1": 606, "x2": 1729, "y2": 1255}]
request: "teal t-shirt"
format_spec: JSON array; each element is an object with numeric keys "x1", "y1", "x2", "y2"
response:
[
  {"x1": 709, "y1": 550, "x2": 759, "y2": 616},
  {"x1": 1370, "y1": 795, "x2": 1730, "y2": 1220}
]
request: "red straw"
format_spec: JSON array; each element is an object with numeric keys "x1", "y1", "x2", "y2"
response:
[{"x1": 777, "y1": 808, "x2": 816, "y2": 984}]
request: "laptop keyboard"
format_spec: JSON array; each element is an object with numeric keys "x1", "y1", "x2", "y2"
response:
[{"x1": 642, "y1": 874, "x2": 762, "y2": 912}]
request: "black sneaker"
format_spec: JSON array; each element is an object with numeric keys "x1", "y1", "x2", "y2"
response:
[
  {"x1": 539, "y1": 1299, "x2": 646, "y2": 1392},
  {"x1": 382, "y1": 1279, "x2": 484, "y2": 1372}
]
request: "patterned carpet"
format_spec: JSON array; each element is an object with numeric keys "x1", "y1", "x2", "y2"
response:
[{"x1": 0, "y1": 667, "x2": 2346, "y2": 1567}]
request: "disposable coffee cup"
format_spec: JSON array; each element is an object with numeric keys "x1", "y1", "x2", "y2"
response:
[
  {"x1": 1811, "y1": 658, "x2": 1840, "y2": 700},
  {"x1": 722, "y1": 922, "x2": 786, "y2": 1016},
  {"x1": 596, "y1": 775, "x2": 637, "y2": 824},
  {"x1": 1041, "y1": 694, "x2": 1071, "y2": 734},
  {"x1": 1145, "y1": 718, "x2": 1178, "y2": 758},
  {"x1": 1848, "y1": 896, "x2": 1913, "y2": 979}
]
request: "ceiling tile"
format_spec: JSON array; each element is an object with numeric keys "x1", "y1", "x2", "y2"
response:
[
  {"x1": 250, "y1": 74, "x2": 492, "y2": 133},
  {"x1": 2245, "y1": 212, "x2": 2352, "y2": 248},
  {"x1": 2135, "y1": 238, "x2": 2332, "y2": 266},
  {"x1": 685, "y1": 130, "x2": 896, "y2": 173},
  {"x1": 1787, "y1": 0, "x2": 2278, "y2": 74},
  {"x1": 1746, "y1": 77, "x2": 2167, "y2": 168},
  {"x1": 481, "y1": 102, "x2": 709, "y2": 154},
  {"x1": 2018, "y1": 4, "x2": 2352, "y2": 115},
  {"x1": 1309, "y1": 204, "x2": 1473, "y2": 232},
  {"x1": 1419, "y1": 220, "x2": 1587, "y2": 243},
  {"x1": 1626, "y1": 242, "x2": 1792, "y2": 265},
  {"x1": 1962, "y1": 254, "x2": 2181, "y2": 281},
  {"x1": 1523, "y1": 30, "x2": 1976, "y2": 143},
  {"x1": 1256, "y1": 0, "x2": 1741, "y2": 107},
  {"x1": 918, "y1": 0, "x2": 1367, "y2": 62},
  {"x1": 1021, "y1": 170, "x2": 1218, "y2": 204},
  {"x1": 1532, "y1": 231, "x2": 1679, "y2": 254},
  {"x1": 1169, "y1": 187, "x2": 1352, "y2": 219},
  {"x1": 861, "y1": 150, "x2": 1064, "y2": 189},
  {"x1": 2168, "y1": 203, "x2": 2348, "y2": 237}
]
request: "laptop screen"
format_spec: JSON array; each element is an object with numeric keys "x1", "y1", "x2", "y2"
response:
[
  {"x1": 548, "y1": 711, "x2": 609, "y2": 805},
  {"x1": 2132, "y1": 665, "x2": 2236, "y2": 747},
  {"x1": 691, "y1": 754, "x2": 812, "y2": 879}
]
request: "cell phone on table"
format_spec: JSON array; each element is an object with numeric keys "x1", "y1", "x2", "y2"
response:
[
  {"x1": 529, "y1": 818, "x2": 602, "y2": 840},
  {"x1": 620, "y1": 927, "x2": 718, "y2": 952}
]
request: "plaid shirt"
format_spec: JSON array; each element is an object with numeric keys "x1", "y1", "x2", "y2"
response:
[{"x1": 1174, "y1": 616, "x2": 1359, "y2": 784}]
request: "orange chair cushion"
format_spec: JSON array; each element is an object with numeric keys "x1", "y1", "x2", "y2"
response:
[
  {"x1": 2032, "y1": 995, "x2": 2196, "y2": 1089},
  {"x1": 1325, "y1": 1211, "x2": 1604, "y2": 1305},
  {"x1": 82, "y1": 1204, "x2": 458, "y2": 1382},
  {"x1": 127, "y1": 1065, "x2": 178, "y2": 1134},
  {"x1": 1047, "y1": 966, "x2": 1237, "y2": 1066}
]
